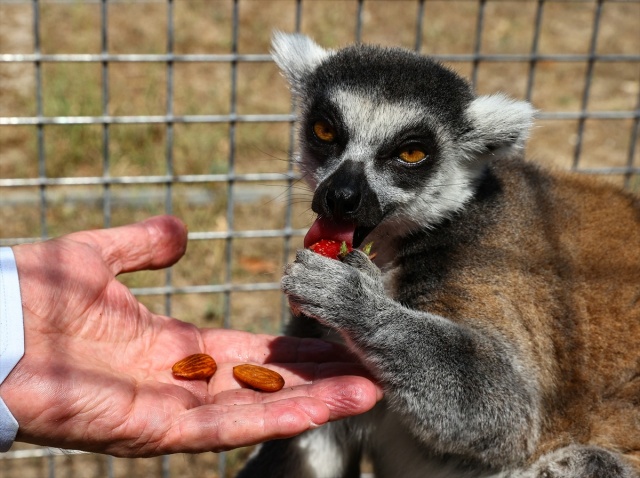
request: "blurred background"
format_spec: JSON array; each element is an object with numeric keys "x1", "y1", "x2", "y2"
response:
[{"x1": 1, "y1": 0, "x2": 638, "y2": 476}]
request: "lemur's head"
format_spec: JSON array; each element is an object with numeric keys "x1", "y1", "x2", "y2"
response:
[{"x1": 272, "y1": 32, "x2": 534, "y2": 249}]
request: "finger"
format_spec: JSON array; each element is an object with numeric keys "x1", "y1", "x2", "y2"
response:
[
  {"x1": 69, "y1": 215, "x2": 188, "y2": 275},
  {"x1": 342, "y1": 249, "x2": 381, "y2": 279},
  {"x1": 201, "y1": 329, "x2": 356, "y2": 363},
  {"x1": 211, "y1": 374, "x2": 382, "y2": 421},
  {"x1": 166, "y1": 398, "x2": 332, "y2": 453},
  {"x1": 203, "y1": 360, "x2": 374, "y2": 396}
]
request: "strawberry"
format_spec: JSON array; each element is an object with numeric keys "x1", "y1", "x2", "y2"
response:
[
  {"x1": 309, "y1": 239, "x2": 353, "y2": 260},
  {"x1": 309, "y1": 239, "x2": 377, "y2": 261}
]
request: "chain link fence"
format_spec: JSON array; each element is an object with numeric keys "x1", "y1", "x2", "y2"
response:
[{"x1": 1, "y1": 0, "x2": 638, "y2": 476}]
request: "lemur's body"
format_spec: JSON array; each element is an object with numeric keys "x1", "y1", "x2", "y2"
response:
[{"x1": 237, "y1": 34, "x2": 640, "y2": 477}]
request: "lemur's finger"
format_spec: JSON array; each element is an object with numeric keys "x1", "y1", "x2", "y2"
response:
[{"x1": 342, "y1": 249, "x2": 381, "y2": 279}]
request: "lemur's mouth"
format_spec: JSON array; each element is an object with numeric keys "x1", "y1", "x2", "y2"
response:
[
  {"x1": 353, "y1": 225, "x2": 375, "y2": 248},
  {"x1": 304, "y1": 217, "x2": 375, "y2": 249}
]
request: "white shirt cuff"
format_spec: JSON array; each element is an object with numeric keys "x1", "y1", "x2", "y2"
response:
[{"x1": 0, "y1": 247, "x2": 24, "y2": 452}]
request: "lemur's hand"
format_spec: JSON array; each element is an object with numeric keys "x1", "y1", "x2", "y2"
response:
[{"x1": 283, "y1": 248, "x2": 387, "y2": 333}]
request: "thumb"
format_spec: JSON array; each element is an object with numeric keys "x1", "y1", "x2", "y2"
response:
[{"x1": 69, "y1": 215, "x2": 188, "y2": 275}]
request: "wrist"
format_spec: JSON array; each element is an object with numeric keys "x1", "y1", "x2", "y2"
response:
[{"x1": 0, "y1": 247, "x2": 25, "y2": 451}]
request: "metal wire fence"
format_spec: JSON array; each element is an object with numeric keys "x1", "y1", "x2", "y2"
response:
[{"x1": 0, "y1": 0, "x2": 638, "y2": 476}]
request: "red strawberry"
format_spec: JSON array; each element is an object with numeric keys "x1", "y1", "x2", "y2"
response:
[{"x1": 309, "y1": 239, "x2": 353, "y2": 260}]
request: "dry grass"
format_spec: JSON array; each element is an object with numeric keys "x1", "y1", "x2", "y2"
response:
[{"x1": 0, "y1": 0, "x2": 638, "y2": 476}]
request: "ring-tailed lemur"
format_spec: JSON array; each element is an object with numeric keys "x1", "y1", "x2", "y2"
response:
[{"x1": 237, "y1": 33, "x2": 640, "y2": 478}]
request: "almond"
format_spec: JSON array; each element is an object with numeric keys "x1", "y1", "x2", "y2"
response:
[
  {"x1": 233, "y1": 364, "x2": 285, "y2": 392},
  {"x1": 172, "y1": 353, "x2": 217, "y2": 380}
]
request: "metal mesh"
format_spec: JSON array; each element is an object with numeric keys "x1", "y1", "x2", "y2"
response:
[{"x1": 0, "y1": 0, "x2": 638, "y2": 477}]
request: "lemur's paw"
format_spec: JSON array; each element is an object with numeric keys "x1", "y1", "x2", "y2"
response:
[{"x1": 282, "y1": 248, "x2": 385, "y2": 331}]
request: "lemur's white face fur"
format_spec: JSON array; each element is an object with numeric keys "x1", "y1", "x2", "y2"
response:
[{"x1": 272, "y1": 32, "x2": 535, "y2": 251}]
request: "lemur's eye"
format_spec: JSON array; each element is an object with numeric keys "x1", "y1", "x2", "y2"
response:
[
  {"x1": 398, "y1": 146, "x2": 427, "y2": 163},
  {"x1": 313, "y1": 120, "x2": 337, "y2": 143}
]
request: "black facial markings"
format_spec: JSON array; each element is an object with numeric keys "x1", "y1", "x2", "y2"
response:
[
  {"x1": 374, "y1": 124, "x2": 443, "y2": 191},
  {"x1": 377, "y1": 122, "x2": 439, "y2": 161},
  {"x1": 301, "y1": 96, "x2": 349, "y2": 162}
]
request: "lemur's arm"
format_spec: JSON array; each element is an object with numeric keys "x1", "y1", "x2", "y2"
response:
[{"x1": 282, "y1": 249, "x2": 541, "y2": 468}]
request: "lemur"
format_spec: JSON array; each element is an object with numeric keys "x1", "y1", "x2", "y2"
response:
[{"x1": 237, "y1": 33, "x2": 640, "y2": 478}]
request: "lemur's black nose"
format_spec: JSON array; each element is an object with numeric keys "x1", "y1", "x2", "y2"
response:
[
  {"x1": 325, "y1": 186, "x2": 361, "y2": 219},
  {"x1": 311, "y1": 159, "x2": 382, "y2": 228}
]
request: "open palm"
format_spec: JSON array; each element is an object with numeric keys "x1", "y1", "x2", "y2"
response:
[{"x1": 2, "y1": 216, "x2": 380, "y2": 457}]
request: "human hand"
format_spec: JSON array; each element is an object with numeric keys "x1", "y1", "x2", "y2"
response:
[{"x1": 0, "y1": 216, "x2": 381, "y2": 457}]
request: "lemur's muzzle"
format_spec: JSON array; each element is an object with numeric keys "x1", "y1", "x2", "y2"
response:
[{"x1": 310, "y1": 160, "x2": 382, "y2": 248}]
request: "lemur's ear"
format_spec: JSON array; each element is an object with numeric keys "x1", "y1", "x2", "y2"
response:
[
  {"x1": 271, "y1": 31, "x2": 333, "y2": 94},
  {"x1": 462, "y1": 93, "x2": 536, "y2": 160}
]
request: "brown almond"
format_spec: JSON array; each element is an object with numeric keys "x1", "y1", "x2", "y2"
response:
[
  {"x1": 233, "y1": 364, "x2": 285, "y2": 392},
  {"x1": 172, "y1": 353, "x2": 217, "y2": 380}
]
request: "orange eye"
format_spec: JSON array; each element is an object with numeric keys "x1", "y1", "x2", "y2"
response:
[
  {"x1": 313, "y1": 120, "x2": 337, "y2": 143},
  {"x1": 398, "y1": 147, "x2": 427, "y2": 163}
]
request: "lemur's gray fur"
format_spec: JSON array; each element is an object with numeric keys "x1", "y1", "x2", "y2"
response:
[{"x1": 236, "y1": 33, "x2": 640, "y2": 478}]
